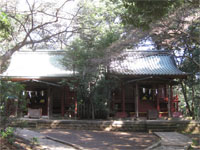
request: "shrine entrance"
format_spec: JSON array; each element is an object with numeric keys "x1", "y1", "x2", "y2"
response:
[{"x1": 24, "y1": 81, "x2": 48, "y2": 116}]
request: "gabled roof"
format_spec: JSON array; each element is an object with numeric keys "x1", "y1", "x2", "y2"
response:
[
  {"x1": 2, "y1": 50, "x2": 74, "y2": 78},
  {"x1": 109, "y1": 51, "x2": 187, "y2": 77}
]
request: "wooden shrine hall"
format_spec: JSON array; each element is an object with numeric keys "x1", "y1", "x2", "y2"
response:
[
  {"x1": 109, "y1": 50, "x2": 187, "y2": 118},
  {"x1": 2, "y1": 50, "x2": 187, "y2": 119},
  {"x1": 2, "y1": 50, "x2": 77, "y2": 118}
]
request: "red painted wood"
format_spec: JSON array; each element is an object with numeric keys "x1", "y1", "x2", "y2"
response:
[
  {"x1": 115, "y1": 112, "x2": 127, "y2": 118},
  {"x1": 111, "y1": 82, "x2": 181, "y2": 118},
  {"x1": 74, "y1": 92, "x2": 77, "y2": 117},
  {"x1": 170, "y1": 85, "x2": 173, "y2": 113}
]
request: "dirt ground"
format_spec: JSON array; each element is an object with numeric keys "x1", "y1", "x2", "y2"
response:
[
  {"x1": 1, "y1": 131, "x2": 198, "y2": 150},
  {"x1": 39, "y1": 129, "x2": 158, "y2": 150},
  {"x1": 0, "y1": 137, "x2": 42, "y2": 150},
  {"x1": 0, "y1": 138, "x2": 16, "y2": 150}
]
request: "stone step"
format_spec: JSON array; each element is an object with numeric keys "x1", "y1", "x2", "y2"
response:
[
  {"x1": 147, "y1": 126, "x2": 177, "y2": 130},
  {"x1": 27, "y1": 122, "x2": 37, "y2": 128},
  {"x1": 18, "y1": 119, "x2": 199, "y2": 133},
  {"x1": 14, "y1": 128, "x2": 76, "y2": 150},
  {"x1": 148, "y1": 129, "x2": 177, "y2": 132},
  {"x1": 154, "y1": 132, "x2": 192, "y2": 150}
]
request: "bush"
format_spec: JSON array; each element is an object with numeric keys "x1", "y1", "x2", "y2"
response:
[
  {"x1": 0, "y1": 80, "x2": 26, "y2": 129},
  {"x1": 0, "y1": 127, "x2": 15, "y2": 144}
]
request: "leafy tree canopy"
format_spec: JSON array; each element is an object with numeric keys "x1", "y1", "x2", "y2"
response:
[
  {"x1": 0, "y1": 11, "x2": 12, "y2": 40},
  {"x1": 120, "y1": 0, "x2": 184, "y2": 29}
]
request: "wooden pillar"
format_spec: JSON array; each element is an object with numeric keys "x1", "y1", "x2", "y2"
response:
[
  {"x1": 176, "y1": 95, "x2": 179, "y2": 112},
  {"x1": 47, "y1": 87, "x2": 52, "y2": 118},
  {"x1": 168, "y1": 85, "x2": 172, "y2": 118},
  {"x1": 74, "y1": 91, "x2": 78, "y2": 119},
  {"x1": 170, "y1": 85, "x2": 173, "y2": 113},
  {"x1": 61, "y1": 87, "x2": 65, "y2": 117},
  {"x1": 135, "y1": 83, "x2": 139, "y2": 118},
  {"x1": 112, "y1": 92, "x2": 115, "y2": 113},
  {"x1": 122, "y1": 84, "x2": 125, "y2": 113},
  {"x1": 156, "y1": 85, "x2": 160, "y2": 117}
]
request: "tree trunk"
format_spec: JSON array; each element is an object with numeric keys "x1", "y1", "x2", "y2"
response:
[
  {"x1": 191, "y1": 85, "x2": 195, "y2": 119},
  {"x1": 83, "y1": 103, "x2": 85, "y2": 118},
  {"x1": 181, "y1": 82, "x2": 192, "y2": 116}
]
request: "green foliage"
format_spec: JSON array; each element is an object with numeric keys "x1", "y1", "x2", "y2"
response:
[
  {"x1": 177, "y1": 23, "x2": 200, "y2": 120},
  {"x1": 0, "y1": 80, "x2": 26, "y2": 127},
  {"x1": 183, "y1": 20, "x2": 200, "y2": 119},
  {"x1": 0, "y1": 11, "x2": 12, "y2": 40},
  {"x1": 30, "y1": 137, "x2": 39, "y2": 146},
  {"x1": 76, "y1": 0, "x2": 124, "y2": 41},
  {"x1": 91, "y1": 75, "x2": 120, "y2": 118},
  {"x1": 119, "y1": 0, "x2": 184, "y2": 29},
  {"x1": 64, "y1": 0, "x2": 123, "y2": 74},
  {"x1": 192, "y1": 138, "x2": 199, "y2": 146},
  {"x1": 63, "y1": 33, "x2": 120, "y2": 118},
  {"x1": 0, "y1": 127, "x2": 15, "y2": 144}
]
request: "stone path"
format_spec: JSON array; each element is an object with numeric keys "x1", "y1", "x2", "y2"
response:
[
  {"x1": 152, "y1": 132, "x2": 193, "y2": 150},
  {"x1": 14, "y1": 128, "x2": 77, "y2": 150},
  {"x1": 38, "y1": 129, "x2": 158, "y2": 150}
]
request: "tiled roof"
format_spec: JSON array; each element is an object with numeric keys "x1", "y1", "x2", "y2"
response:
[
  {"x1": 2, "y1": 50, "x2": 74, "y2": 78},
  {"x1": 109, "y1": 51, "x2": 187, "y2": 76}
]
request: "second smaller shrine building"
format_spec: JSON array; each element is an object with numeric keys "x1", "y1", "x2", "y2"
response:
[{"x1": 109, "y1": 50, "x2": 187, "y2": 118}]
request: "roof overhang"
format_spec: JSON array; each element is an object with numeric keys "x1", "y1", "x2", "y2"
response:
[
  {"x1": 110, "y1": 73, "x2": 188, "y2": 79},
  {"x1": 0, "y1": 75, "x2": 75, "y2": 82},
  {"x1": 2, "y1": 50, "x2": 76, "y2": 79}
]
